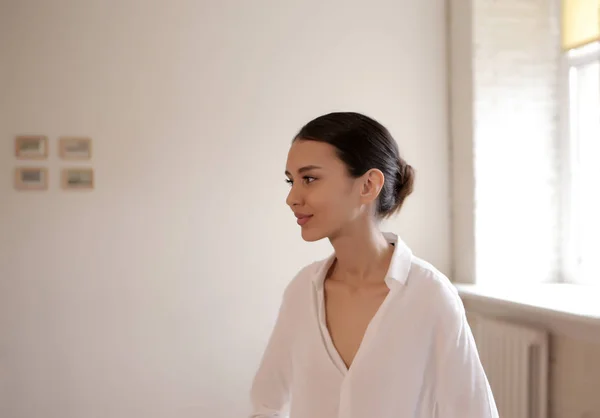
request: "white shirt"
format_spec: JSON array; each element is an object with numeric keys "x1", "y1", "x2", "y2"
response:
[{"x1": 249, "y1": 232, "x2": 499, "y2": 418}]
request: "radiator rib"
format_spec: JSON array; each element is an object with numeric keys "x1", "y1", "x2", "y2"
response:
[{"x1": 471, "y1": 314, "x2": 549, "y2": 418}]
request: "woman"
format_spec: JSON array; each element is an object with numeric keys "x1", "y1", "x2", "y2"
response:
[{"x1": 249, "y1": 112, "x2": 498, "y2": 418}]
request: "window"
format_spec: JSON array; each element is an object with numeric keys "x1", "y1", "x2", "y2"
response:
[{"x1": 563, "y1": 41, "x2": 600, "y2": 284}]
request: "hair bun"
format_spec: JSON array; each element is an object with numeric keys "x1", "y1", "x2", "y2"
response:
[
  {"x1": 394, "y1": 159, "x2": 409, "y2": 188},
  {"x1": 393, "y1": 160, "x2": 415, "y2": 211}
]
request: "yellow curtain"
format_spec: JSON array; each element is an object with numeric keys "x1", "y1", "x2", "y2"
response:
[{"x1": 561, "y1": 0, "x2": 600, "y2": 50}]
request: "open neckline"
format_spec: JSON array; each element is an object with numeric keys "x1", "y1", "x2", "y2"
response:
[{"x1": 318, "y1": 276, "x2": 399, "y2": 375}]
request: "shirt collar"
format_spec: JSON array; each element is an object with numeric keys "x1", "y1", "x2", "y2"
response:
[{"x1": 312, "y1": 232, "x2": 413, "y2": 291}]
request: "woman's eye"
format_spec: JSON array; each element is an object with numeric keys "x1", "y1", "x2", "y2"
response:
[{"x1": 286, "y1": 177, "x2": 316, "y2": 186}]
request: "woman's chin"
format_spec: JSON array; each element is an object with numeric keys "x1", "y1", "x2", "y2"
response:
[{"x1": 300, "y1": 227, "x2": 326, "y2": 242}]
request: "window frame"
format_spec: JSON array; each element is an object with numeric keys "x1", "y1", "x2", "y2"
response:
[{"x1": 560, "y1": 41, "x2": 600, "y2": 285}]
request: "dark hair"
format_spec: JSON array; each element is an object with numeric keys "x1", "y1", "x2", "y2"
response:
[{"x1": 293, "y1": 112, "x2": 414, "y2": 219}]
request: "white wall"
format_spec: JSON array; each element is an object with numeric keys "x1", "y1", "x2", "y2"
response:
[{"x1": 0, "y1": 1, "x2": 449, "y2": 417}]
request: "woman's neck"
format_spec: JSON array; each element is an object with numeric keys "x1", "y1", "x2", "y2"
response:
[{"x1": 328, "y1": 221, "x2": 393, "y2": 285}]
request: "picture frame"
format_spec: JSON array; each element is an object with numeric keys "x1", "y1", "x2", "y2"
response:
[
  {"x1": 15, "y1": 135, "x2": 48, "y2": 159},
  {"x1": 14, "y1": 167, "x2": 48, "y2": 190},
  {"x1": 61, "y1": 168, "x2": 94, "y2": 190},
  {"x1": 59, "y1": 137, "x2": 92, "y2": 160}
]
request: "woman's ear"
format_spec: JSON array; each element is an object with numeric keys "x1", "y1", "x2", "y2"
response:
[{"x1": 359, "y1": 168, "x2": 385, "y2": 205}]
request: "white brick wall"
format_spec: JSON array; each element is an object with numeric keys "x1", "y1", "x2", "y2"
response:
[
  {"x1": 454, "y1": 1, "x2": 600, "y2": 417},
  {"x1": 473, "y1": 0, "x2": 561, "y2": 284}
]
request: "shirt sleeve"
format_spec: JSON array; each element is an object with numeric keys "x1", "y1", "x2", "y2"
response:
[
  {"x1": 433, "y1": 286, "x2": 499, "y2": 418},
  {"x1": 249, "y1": 289, "x2": 294, "y2": 418}
]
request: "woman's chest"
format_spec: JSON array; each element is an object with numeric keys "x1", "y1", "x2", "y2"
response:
[
  {"x1": 289, "y1": 288, "x2": 439, "y2": 417},
  {"x1": 291, "y1": 287, "x2": 437, "y2": 392},
  {"x1": 324, "y1": 281, "x2": 390, "y2": 370}
]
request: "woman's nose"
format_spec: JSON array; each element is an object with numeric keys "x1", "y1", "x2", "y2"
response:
[{"x1": 286, "y1": 184, "x2": 302, "y2": 208}]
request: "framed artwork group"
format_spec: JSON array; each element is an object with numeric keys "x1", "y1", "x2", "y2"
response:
[{"x1": 14, "y1": 135, "x2": 94, "y2": 191}]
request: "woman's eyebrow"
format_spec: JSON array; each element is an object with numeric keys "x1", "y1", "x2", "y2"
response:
[{"x1": 284, "y1": 165, "x2": 323, "y2": 176}]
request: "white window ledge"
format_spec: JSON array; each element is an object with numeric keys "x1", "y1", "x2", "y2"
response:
[{"x1": 455, "y1": 283, "x2": 600, "y2": 344}]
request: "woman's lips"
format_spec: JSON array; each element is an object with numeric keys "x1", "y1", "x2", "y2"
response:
[{"x1": 295, "y1": 214, "x2": 313, "y2": 226}]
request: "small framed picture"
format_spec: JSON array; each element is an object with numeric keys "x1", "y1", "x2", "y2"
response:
[
  {"x1": 59, "y1": 137, "x2": 92, "y2": 160},
  {"x1": 15, "y1": 135, "x2": 48, "y2": 159},
  {"x1": 14, "y1": 167, "x2": 48, "y2": 190},
  {"x1": 62, "y1": 168, "x2": 94, "y2": 190}
]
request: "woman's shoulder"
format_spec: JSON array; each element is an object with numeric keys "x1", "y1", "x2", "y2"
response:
[
  {"x1": 406, "y1": 256, "x2": 464, "y2": 314},
  {"x1": 282, "y1": 257, "x2": 331, "y2": 299},
  {"x1": 408, "y1": 256, "x2": 453, "y2": 286}
]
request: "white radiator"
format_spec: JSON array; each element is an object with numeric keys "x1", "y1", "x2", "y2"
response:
[{"x1": 470, "y1": 314, "x2": 549, "y2": 418}]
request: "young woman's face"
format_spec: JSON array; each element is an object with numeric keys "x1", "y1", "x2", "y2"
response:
[{"x1": 285, "y1": 140, "x2": 364, "y2": 242}]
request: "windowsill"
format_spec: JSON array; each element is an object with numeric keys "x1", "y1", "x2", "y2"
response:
[{"x1": 454, "y1": 283, "x2": 600, "y2": 344}]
